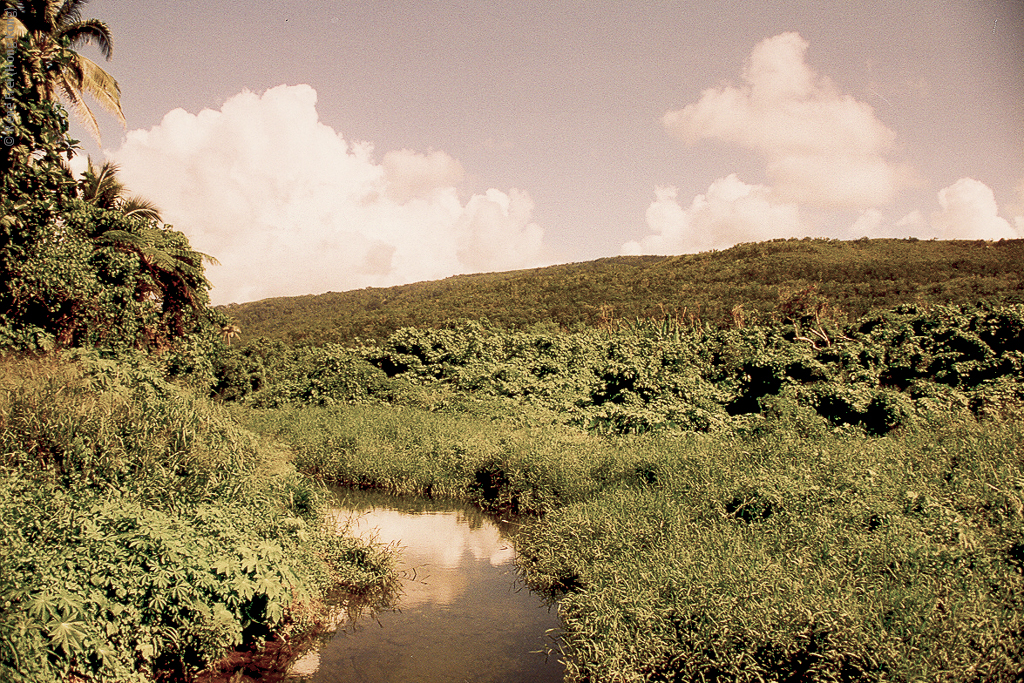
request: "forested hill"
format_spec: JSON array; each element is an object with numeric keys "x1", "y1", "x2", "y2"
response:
[{"x1": 219, "y1": 237, "x2": 1024, "y2": 345}]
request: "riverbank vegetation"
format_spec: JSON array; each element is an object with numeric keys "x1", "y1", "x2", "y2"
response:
[
  {"x1": 3, "y1": 5, "x2": 1023, "y2": 680},
  {"x1": 0, "y1": 352, "x2": 395, "y2": 682},
  {"x1": 1, "y1": 15, "x2": 395, "y2": 682},
  {"x1": 229, "y1": 302, "x2": 1024, "y2": 681},
  {"x1": 242, "y1": 403, "x2": 1024, "y2": 681}
]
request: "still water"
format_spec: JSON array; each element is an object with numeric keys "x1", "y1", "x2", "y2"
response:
[{"x1": 286, "y1": 488, "x2": 564, "y2": 683}]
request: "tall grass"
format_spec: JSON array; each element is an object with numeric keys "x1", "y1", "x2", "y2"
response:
[
  {"x1": 521, "y1": 419, "x2": 1024, "y2": 681},
  {"x1": 233, "y1": 400, "x2": 677, "y2": 513},
  {"x1": 246, "y1": 398, "x2": 1024, "y2": 682}
]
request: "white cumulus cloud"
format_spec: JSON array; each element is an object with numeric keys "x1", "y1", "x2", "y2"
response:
[
  {"x1": 848, "y1": 179, "x2": 1021, "y2": 240},
  {"x1": 109, "y1": 84, "x2": 550, "y2": 304},
  {"x1": 621, "y1": 175, "x2": 807, "y2": 255},
  {"x1": 1009, "y1": 177, "x2": 1024, "y2": 235},
  {"x1": 633, "y1": 33, "x2": 1019, "y2": 257},
  {"x1": 930, "y1": 178, "x2": 1019, "y2": 240},
  {"x1": 663, "y1": 32, "x2": 909, "y2": 209}
]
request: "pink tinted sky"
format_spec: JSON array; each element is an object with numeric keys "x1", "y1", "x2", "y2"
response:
[{"x1": 68, "y1": 0, "x2": 1024, "y2": 304}]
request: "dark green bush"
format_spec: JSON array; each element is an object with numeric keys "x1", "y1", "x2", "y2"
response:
[
  {"x1": 347, "y1": 304, "x2": 1024, "y2": 436},
  {"x1": 215, "y1": 341, "x2": 406, "y2": 407}
]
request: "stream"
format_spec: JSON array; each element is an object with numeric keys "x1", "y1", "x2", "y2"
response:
[{"x1": 285, "y1": 488, "x2": 565, "y2": 683}]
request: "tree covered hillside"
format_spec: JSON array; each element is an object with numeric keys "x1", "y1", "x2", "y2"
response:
[{"x1": 220, "y1": 238, "x2": 1024, "y2": 345}]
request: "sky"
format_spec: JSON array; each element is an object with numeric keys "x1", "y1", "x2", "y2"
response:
[{"x1": 61, "y1": 0, "x2": 1024, "y2": 305}]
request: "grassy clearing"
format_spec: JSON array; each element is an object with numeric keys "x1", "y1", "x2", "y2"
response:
[
  {"x1": 0, "y1": 352, "x2": 395, "y2": 683},
  {"x1": 233, "y1": 400, "x2": 634, "y2": 512},
  {"x1": 243, "y1": 399, "x2": 1024, "y2": 682}
]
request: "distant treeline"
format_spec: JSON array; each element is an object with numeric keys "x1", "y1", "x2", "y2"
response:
[{"x1": 220, "y1": 238, "x2": 1024, "y2": 345}]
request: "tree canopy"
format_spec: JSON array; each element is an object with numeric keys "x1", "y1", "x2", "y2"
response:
[
  {"x1": 1, "y1": 0, "x2": 125, "y2": 144},
  {"x1": 1, "y1": 25, "x2": 222, "y2": 357}
]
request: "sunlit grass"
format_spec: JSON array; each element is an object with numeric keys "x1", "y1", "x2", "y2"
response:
[{"x1": 245, "y1": 399, "x2": 1024, "y2": 682}]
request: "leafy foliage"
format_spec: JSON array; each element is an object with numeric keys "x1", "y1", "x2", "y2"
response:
[
  {"x1": 1, "y1": 35, "x2": 224, "y2": 357},
  {"x1": 226, "y1": 304, "x2": 1024, "y2": 439},
  {"x1": 0, "y1": 353, "x2": 395, "y2": 682},
  {"x1": 213, "y1": 338, "x2": 403, "y2": 407},
  {"x1": 0, "y1": 12, "x2": 398, "y2": 683}
]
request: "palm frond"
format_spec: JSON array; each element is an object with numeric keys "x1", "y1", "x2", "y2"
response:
[
  {"x1": 80, "y1": 159, "x2": 171, "y2": 229},
  {"x1": 120, "y1": 196, "x2": 162, "y2": 222},
  {"x1": 99, "y1": 228, "x2": 178, "y2": 273},
  {"x1": 67, "y1": 54, "x2": 124, "y2": 126},
  {"x1": 19, "y1": 0, "x2": 55, "y2": 33},
  {"x1": 52, "y1": 0, "x2": 85, "y2": 32},
  {"x1": 60, "y1": 18, "x2": 113, "y2": 61},
  {"x1": 93, "y1": 159, "x2": 122, "y2": 193},
  {"x1": 94, "y1": 161, "x2": 125, "y2": 206},
  {"x1": 94, "y1": 228, "x2": 148, "y2": 249},
  {"x1": 0, "y1": 14, "x2": 27, "y2": 47},
  {"x1": 80, "y1": 156, "x2": 121, "y2": 206},
  {"x1": 55, "y1": 73, "x2": 102, "y2": 144},
  {"x1": 160, "y1": 239, "x2": 221, "y2": 269}
]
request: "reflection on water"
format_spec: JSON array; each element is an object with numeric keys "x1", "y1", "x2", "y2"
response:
[{"x1": 287, "y1": 488, "x2": 564, "y2": 683}]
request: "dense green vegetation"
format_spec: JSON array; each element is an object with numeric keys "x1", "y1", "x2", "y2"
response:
[
  {"x1": 1, "y1": 9, "x2": 218, "y2": 359},
  {"x1": 228, "y1": 302, "x2": 1024, "y2": 681},
  {"x1": 3, "y1": 4, "x2": 1023, "y2": 681},
  {"x1": 1, "y1": 9, "x2": 395, "y2": 682},
  {"x1": 219, "y1": 238, "x2": 1024, "y2": 345},
  {"x1": 219, "y1": 303, "x2": 1024, "y2": 437},
  {"x1": 0, "y1": 352, "x2": 395, "y2": 682}
]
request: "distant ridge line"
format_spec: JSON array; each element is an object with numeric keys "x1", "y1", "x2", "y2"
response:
[{"x1": 218, "y1": 238, "x2": 1024, "y2": 345}]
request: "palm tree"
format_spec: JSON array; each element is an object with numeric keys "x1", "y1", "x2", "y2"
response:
[
  {"x1": 71, "y1": 157, "x2": 220, "y2": 334},
  {"x1": 1, "y1": 0, "x2": 125, "y2": 145},
  {"x1": 89, "y1": 213, "x2": 221, "y2": 337},
  {"x1": 79, "y1": 157, "x2": 162, "y2": 221},
  {"x1": 220, "y1": 321, "x2": 241, "y2": 346}
]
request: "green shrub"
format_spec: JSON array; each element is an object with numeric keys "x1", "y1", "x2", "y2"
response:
[
  {"x1": 0, "y1": 353, "x2": 395, "y2": 682},
  {"x1": 344, "y1": 305, "x2": 1024, "y2": 436},
  {"x1": 215, "y1": 341, "x2": 409, "y2": 408}
]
